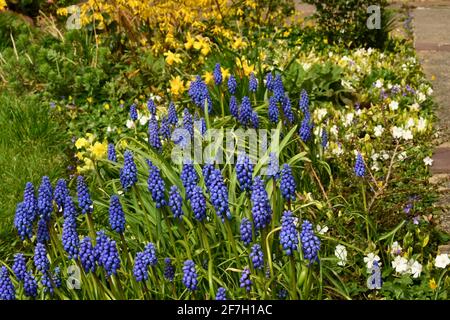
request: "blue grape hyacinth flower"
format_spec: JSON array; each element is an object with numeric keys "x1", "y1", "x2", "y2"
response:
[
  {"x1": 188, "y1": 75, "x2": 212, "y2": 113},
  {"x1": 169, "y1": 186, "x2": 184, "y2": 220},
  {"x1": 321, "y1": 127, "x2": 328, "y2": 148},
  {"x1": 273, "y1": 75, "x2": 285, "y2": 103},
  {"x1": 34, "y1": 243, "x2": 49, "y2": 274},
  {"x1": 147, "y1": 98, "x2": 156, "y2": 115},
  {"x1": 80, "y1": 236, "x2": 96, "y2": 273},
  {"x1": 280, "y1": 211, "x2": 298, "y2": 256},
  {"x1": 77, "y1": 175, "x2": 93, "y2": 215},
  {"x1": 181, "y1": 161, "x2": 199, "y2": 199},
  {"x1": 37, "y1": 217, "x2": 50, "y2": 243},
  {"x1": 300, "y1": 220, "x2": 321, "y2": 265},
  {"x1": 268, "y1": 96, "x2": 279, "y2": 124},
  {"x1": 354, "y1": 152, "x2": 365, "y2": 177},
  {"x1": 23, "y1": 182, "x2": 37, "y2": 224},
  {"x1": 251, "y1": 176, "x2": 272, "y2": 230},
  {"x1": 63, "y1": 195, "x2": 77, "y2": 219},
  {"x1": 14, "y1": 202, "x2": 33, "y2": 241},
  {"x1": 205, "y1": 167, "x2": 231, "y2": 221},
  {"x1": 240, "y1": 267, "x2": 252, "y2": 292},
  {"x1": 240, "y1": 218, "x2": 253, "y2": 246},
  {"x1": 265, "y1": 72, "x2": 273, "y2": 92},
  {"x1": 216, "y1": 287, "x2": 227, "y2": 300},
  {"x1": 190, "y1": 185, "x2": 207, "y2": 222},
  {"x1": 249, "y1": 72, "x2": 258, "y2": 92},
  {"x1": 148, "y1": 115, "x2": 162, "y2": 152},
  {"x1": 0, "y1": 266, "x2": 15, "y2": 300},
  {"x1": 97, "y1": 235, "x2": 121, "y2": 277},
  {"x1": 37, "y1": 176, "x2": 53, "y2": 221},
  {"x1": 299, "y1": 89, "x2": 309, "y2": 114},
  {"x1": 168, "y1": 101, "x2": 178, "y2": 125},
  {"x1": 107, "y1": 143, "x2": 117, "y2": 162},
  {"x1": 251, "y1": 111, "x2": 259, "y2": 129},
  {"x1": 228, "y1": 74, "x2": 237, "y2": 95},
  {"x1": 147, "y1": 161, "x2": 167, "y2": 208},
  {"x1": 183, "y1": 108, "x2": 194, "y2": 137},
  {"x1": 182, "y1": 260, "x2": 198, "y2": 291},
  {"x1": 229, "y1": 95, "x2": 239, "y2": 119},
  {"x1": 133, "y1": 243, "x2": 157, "y2": 282},
  {"x1": 164, "y1": 258, "x2": 175, "y2": 282},
  {"x1": 54, "y1": 178, "x2": 68, "y2": 210},
  {"x1": 109, "y1": 195, "x2": 126, "y2": 233},
  {"x1": 236, "y1": 153, "x2": 254, "y2": 192},
  {"x1": 239, "y1": 96, "x2": 253, "y2": 127},
  {"x1": 280, "y1": 163, "x2": 296, "y2": 202},
  {"x1": 62, "y1": 214, "x2": 79, "y2": 260},
  {"x1": 266, "y1": 152, "x2": 280, "y2": 179},
  {"x1": 120, "y1": 150, "x2": 138, "y2": 191},
  {"x1": 23, "y1": 271, "x2": 38, "y2": 298},
  {"x1": 129, "y1": 103, "x2": 138, "y2": 121},
  {"x1": 160, "y1": 116, "x2": 171, "y2": 140},
  {"x1": 213, "y1": 63, "x2": 222, "y2": 85},
  {"x1": 12, "y1": 253, "x2": 27, "y2": 281},
  {"x1": 282, "y1": 96, "x2": 294, "y2": 124},
  {"x1": 250, "y1": 244, "x2": 264, "y2": 270}
]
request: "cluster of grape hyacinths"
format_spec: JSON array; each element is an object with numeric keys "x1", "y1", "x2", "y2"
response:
[
  {"x1": 23, "y1": 182, "x2": 37, "y2": 223},
  {"x1": 169, "y1": 186, "x2": 184, "y2": 220},
  {"x1": 229, "y1": 95, "x2": 239, "y2": 119},
  {"x1": 37, "y1": 218, "x2": 50, "y2": 243},
  {"x1": 77, "y1": 175, "x2": 93, "y2": 215},
  {"x1": 14, "y1": 202, "x2": 32, "y2": 240},
  {"x1": 282, "y1": 96, "x2": 294, "y2": 124},
  {"x1": 266, "y1": 152, "x2": 280, "y2": 180},
  {"x1": 80, "y1": 237, "x2": 96, "y2": 273},
  {"x1": 280, "y1": 211, "x2": 299, "y2": 256},
  {"x1": 0, "y1": 266, "x2": 15, "y2": 300},
  {"x1": 190, "y1": 185, "x2": 207, "y2": 221},
  {"x1": 37, "y1": 176, "x2": 53, "y2": 221},
  {"x1": 204, "y1": 167, "x2": 231, "y2": 221},
  {"x1": 238, "y1": 96, "x2": 253, "y2": 127},
  {"x1": 265, "y1": 72, "x2": 273, "y2": 91},
  {"x1": 34, "y1": 243, "x2": 49, "y2": 274},
  {"x1": 160, "y1": 116, "x2": 171, "y2": 140},
  {"x1": 133, "y1": 243, "x2": 158, "y2": 282},
  {"x1": 240, "y1": 267, "x2": 252, "y2": 292},
  {"x1": 41, "y1": 267, "x2": 61, "y2": 294},
  {"x1": 148, "y1": 115, "x2": 162, "y2": 152},
  {"x1": 23, "y1": 271, "x2": 38, "y2": 298},
  {"x1": 249, "y1": 72, "x2": 258, "y2": 92},
  {"x1": 251, "y1": 176, "x2": 272, "y2": 230},
  {"x1": 236, "y1": 153, "x2": 254, "y2": 192},
  {"x1": 107, "y1": 143, "x2": 117, "y2": 162},
  {"x1": 250, "y1": 244, "x2": 264, "y2": 270},
  {"x1": 164, "y1": 258, "x2": 175, "y2": 282},
  {"x1": 228, "y1": 75, "x2": 237, "y2": 95},
  {"x1": 251, "y1": 111, "x2": 259, "y2": 129},
  {"x1": 188, "y1": 75, "x2": 212, "y2": 112},
  {"x1": 182, "y1": 260, "x2": 198, "y2": 291},
  {"x1": 299, "y1": 89, "x2": 309, "y2": 114},
  {"x1": 273, "y1": 74, "x2": 285, "y2": 103},
  {"x1": 120, "y1": 150, "x2": 138, "y2": 191},
  {"x1": 240, "y1": 218, "x2": 253, "y2": 246},
  {"x1": 168, "y1": 102, "x2": 178, "y2": 125},
  {"x1": 300, "y1": 220, "x2": 321, "y2": 265},
  {"x1": 147, "y1": 160, "x2": 167, "y2": 208},
  {"x1": 183, "y1": 108, "x2": 194, "y2": 137},
  {"x1": 268, "y1": 96, "x2": 279, "y2": 124},
  {"x1": 54, "y1": 178, "x2": 69, "y2": 210},
  {"x1": 129, "y1": 103, "x2": 138, "y2": 121},
  {"x1": 216, "y1": 287, "x2": 227, "y2": 300},
  {"x1": 354, "y1": 152, "x2": 365, "y2": 177},
  {"x1": 181, "y1": 161, "x2": 199, "y2": 199},
  {"x1": 12, "y1": 254, "x2": 26, "y2": 281},
  {"x1": 109, "y1": 195, "x2": 126, "y2": 233},
  {"x1": 280, "y1": 164, "x2": 296, "y2": 202},
  {"x1": 213, "y1": 63, "x2": 222, "y2": 85},
  {"x1": 63, "y1": 194, "x2": 77, "y2": 219},
  {"x1": 298, "y1": 90, "x2": 313, "y2": 142},
  {"x1": 147, "y1": 98, "x2": 156, "y2": 115},
  {"x1": 321, "y1": 127, "x2": 328, "y2": 148},
  {"x1": 96, "y1": 232, "x2": 121, "y2": 277}
]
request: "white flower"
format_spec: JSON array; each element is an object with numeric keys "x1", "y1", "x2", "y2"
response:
[
  {"x1": 316, "y1": 225, "x2": 328, "y2": 235},
  {"x1": 417, "y1": 92, "x2": 426, "y2": 103},
  {"x1": 435, "y1": 254, "x2": 450, "y2": 269},
  {"x1": 397, "y1": 151, "x2": 407, "y2": 161},
  {"x1": 341, "y1": 79, "x2": 353, "y2": 90},
  {"x1": 315, "y1": 108, "x2": 328, "y2": 121},
  {"x1": 427, "y1": 87, "x2": 433, "y2": 96},
  {"x1": 335, "y1": 245, "x2": 348, "y2": 266},
  {"x1": 371, "y1": 153, "x2": 380, "y2": 161},
  {"x1": 126, "y1": 119, "x2": 135, "y2": 129},
  {"x1": 410, "y1": 102, "x2": 420, "y2": 111},
  {"x1": 374, "y1": 125, "x2": 384, "y2": 137},
  {"x1": 332, "y1": 145, "x2": 344, "y2": 156},
  {"x1": 392, "y1": 126, "x2": 403, "y2": 139},
  {"x1": 371, "y1": 162, "x2": 380, "y2": 172},
  {"x1": 302, "y1": 63, "x2": 311, "y2": 71},
  {"x1": 423, "y1": 156, "x2": 433, "y2": 166},
  {"x1": 107, "y1": 126, "x2": 113, "y2": 133},
  {"x1": 330, "y1": 125, "x2": 339, "y2": 136},
  {"x1": 402, "y1": 129, "x2": 413, "y2": 140},
  {"x1": 409, "y1": 260, "x2": 422, "y2": 278},
  {"x1": 374, "y1": 79, "x2": 383, "y2": 88},
  {"x1": 364, "y1": 253, "x2": 381, "y2": 269},
  {"x1": 139, "y1": 114, "x2": 150, "y2": 126},
  {"x1": 406, "y1": 118, "x2": 415, "y2": 129},
  {"x1": 389, "y1": 101, "x2": 399, "y2": 111},
  {"x1": 344, "y1": 113, "x2": 354, "y2": 127},
  {"x1": 382, "y1": 152, "x2": 390, "y2": 160},
  {"x1": 392, "y1": 256, "x2": 409, "y2": 274},
  {"x1": 390, "y1": 241, "x2": 402, "y2": 255},
  {"x1": 418, "y1": 117, "x2": 427, "y2": 132}
]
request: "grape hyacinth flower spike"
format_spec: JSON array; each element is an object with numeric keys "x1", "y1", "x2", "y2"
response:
[
  {"x1": 0, "y1": 266, "x2": 15, "y2": 300},
  {"x1": 109, "y1": 195, "x2": 126, "y2": 233},
  {"x1": 250, "y1": 244, "x2": 264, "y2": 270},
  {"x1": 249, "y1": 72, "x2": 258, "y2": 92},
  {"x1": 300, "y1": 220, "x2": 321, "y2": 265},
  {"x1": 77, "y1": 175, "x2": 93, "y2": 215},
  {"x1": 229, "y1": 95, "x2": 239, "y2": 119},
  {"x1": 251, "y1": 176, "x2": 272, "y2": 231},
  {"x1": 182, "y1": 260, "x2": 198, "y2": 291},
  {"x1": 181, "y1": 161, "x2": 199, "y2": 200},
  {"x1": 120, "y1": 150, "x2": 138, "y2": 191},
  {"x1": 354, "y1": 152, "x2": 365, "y2": 177},
  {"x1": 164, "y1": 258, "x2": 175, "y2": 282},
  {"x1": 148, "y1": 115, "x2": 162, "y2": 152},
  {"x1": 147, "y1": 98, "x2": 156, "y2": 115},
  {"x1": 280, "y1": 211, "x2": 299, "y2": 256},
  {"x1": 213, "y1": 63, "x2": 222, "y2": 85},
  {"x1": 147, "y1": 161, "x2": 167, "y2": 208},
  {"x1": 54, "y1": 178, "x2": 69, "y2": 210},
  {"x1": 240, "y1": 218, "x2": 253, "y2": 246},
  {"x1": 37, "y1": 176, "x2": 53, "y2": 221},
  {"x1": 129, "y1": 103, "x2": 138, "y2": 121},
  {"x1": 12, "y1": 253, "x2": 27, "y2": 281},
  {"x1": 80, "y1": 236, "x2": 96, "y2": 273},
  {"x1": 216, "y1": 287, "x2": 227, "y2": 300},
  {"x1": 240, "y1": 267, "x2": 252, "y2": 292},
  {"x1": 168, "y1": 101, "x2": 178, "y2": 125},
  {"x1": 169, "y1": 185, "x2": 184, "y2": 220},
  {"x1": 228, "y1": 74, "x2": 237, "y2": 95},
  {"x1": 107, "y1": 143, "x2": 117, "y2": 162},
  {"x1": 239, "y1": 96, "x2": 253, "y2": 127},
  {"x1": 280, "y1": 163, "x2": 296, "y2": 202},
  {"x1": 34, "y1": 243, "x2": 49, "y2": 274},
  {"x1": 236, "y1": 153, "x2": 254, "y2": 192}
]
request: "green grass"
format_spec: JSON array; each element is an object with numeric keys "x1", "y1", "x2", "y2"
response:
[{"x1": 0, "y1": 90, "x2": 67, "y2": 258}]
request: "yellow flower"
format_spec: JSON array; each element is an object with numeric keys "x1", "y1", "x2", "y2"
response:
[
  {"x1": 221, "y1": 67, "x2": 230, "y2": 80},
  {"x1": 429, "y1": 278, "x2": 437, "y2": 291},
  {"x1": 56, "y1": 7, "x2": 69, "y2": 16},
  {"x1": 85, "y1": 133, "x2": 95, "y2": 143},
  {"x1": 120, "y1": 140, "x2": 128, "y2": 149},
  {"x1": 89, "y1": 141, "x2": 107, "y2": 159},
  {"x1": 76, "y1": 152, "x2": 85, "y2": 161},
  {"x1": 193, "y1": 36, "x2": 211, "y2": 56},
  {"x1": 87, "y1": 97, "x2": 93, "y2": 104},
  {"x1": 202, "y1": 71, "x2": 214, "y2": 85},
  {"x1": 169, "y1": 76, "x2": 186, "y2": 96},
  {"x1": 184, "y1": 33, "x2": 196, "y2": 50},
  {"x1": 104, "y1": 103, "x2": 110, "y2": 110},
  {"x1": 235, "y1": 57, "x2": 255, "y2": 77},
  {"x1": 164, "y1": 50, "x2": 182, "y2": 65},
  {"x1": 232, "y1": 37, "x2": 248, "y2": 50},
  {"x1": 75, "y1": 138, "x2": 89, "y2": 150}
]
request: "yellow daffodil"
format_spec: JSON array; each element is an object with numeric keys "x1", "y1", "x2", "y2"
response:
[
  {"x1": 87, "y1": 97, "x2": 93, "y2": 104},
  {"x1": 120, "y1": 140, "x2": 128, "y2": 149},
  {"x1": 76, "y1": 152, "x2": 85, "y2": 161},
  {"x1": 164, "y1": 50, "x2": 182, "y2": 66},
  {"x1": 169, "y1": 76, "x2": 186, "y2": 96},
  {"x1": 85, "y1": 133, "x2": 95, "y2": 143},
  {"x1": 184, "y1": 33, "x2": 196, "y2": 50},
  {"x1": 75, "y1": 138, "x2": 89, "y2": 150},
  {"x1": 56, "y1": 7, "x2": 69, "y2": 16},
  {"x1": 429, "y1": 278, "x2": 437, "y2": 290},
  {"x1": 203, "y1": 71, "x2": 214, "y2": 85},
  {"x1": 104, "y1": 103, "x2": 110, "y2": 110},
  {"x1": 89, "y1": 141, "x2": 107, "y2": 159},
  {"x1": 235, "y1": 57, "x2": 255, "y2": 77},
  {"x1": 221, "y1": 67, "x2": 230, "y2": 80}
]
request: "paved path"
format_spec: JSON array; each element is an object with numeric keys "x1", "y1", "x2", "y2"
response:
[{"x1": 412, "y1": 3, "x2": 450, "y2": 239}]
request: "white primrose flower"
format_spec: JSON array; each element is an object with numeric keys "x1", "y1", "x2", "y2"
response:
[
  {"x1": 316, "y1": 225, "x2": 329, "y2": 235},
  {"x1": 139, "y1": 114, "x2": 150, "y2": 126},
  {"x1": 390, "y1": 241, "x2": 402, "y2": 256},
  {"x1": 406, "y1": 118, "x2": 415, "y2": 129},
  {"x1": 402, "y1": 129, "x2": 413, "y2": 140},
  {"x1": 392, "y1": 256, "x2": 409, "y2": 274},
  {"x1": 389, "y1": 101, "x2": 399, "y2": 111},
  {"x1": 364, "y1": 253, "x2": 381, "y2": 270},
  {"x1": 408, "y1": 260, "x2": 422, "y2": 278},
  {"x1": 397, "y1": 151, "x2": 407, "y2": 161},
  {"x1": 417, "y1": 117, "x2": 427, "y2": 132},
  {"x1": 417, "y1": 92, "x2": 426, "y2": 103},
  {"x1": 392, "y1": 126, "x2": 403, "y2": 139},
  {"x1": 126, "y1": 119, "x2": 135, "y2": 129},
  {"x1": 410, "y1": 102, "x2": 420, "y2": 111},
  {"x1": 335, "y1": 245, "x2": 348, "y2": 266},
  {"x1": 435, "y1": 254, "x2": 450, "y2": 269},
  {"x1": 374, "y1": 79, "x2": 383, "y2": 88},
  {"x1": 315, "y1": 108, "x2": 328, "y2": 121},
  {"x1": 374, "y1": 125, "x2": 384, "y2": 137}
]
